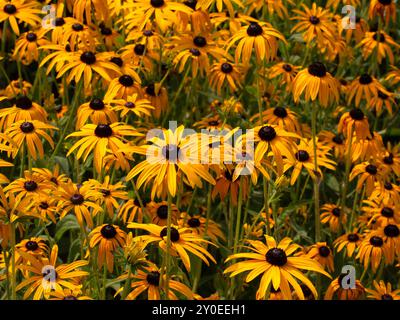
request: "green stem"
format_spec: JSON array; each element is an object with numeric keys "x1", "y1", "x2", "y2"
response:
[
  {"x1": 311, "y1": 104, "x2": 321, "y2": 242},
  {"x1": 10, "y1": 222, "x2": 16, "y2": 300},
  {"x1": 233, "y1": 177, "x2": 243, "y2": 254},
  {"x1": 165, "y1": 192, "x2": 173, "y2": 299}
]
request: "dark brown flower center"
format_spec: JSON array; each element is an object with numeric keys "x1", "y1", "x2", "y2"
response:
[
  {"x1": 55, "y1": 17, "x2": 65, "y2": 26},
  {"x1": 101, "y1": 189, "x2": 111, "y2": 197},
  {"x1": 369, "y1": 236, "x2": 383, "y2": 247},
  {"x1": 24, "y1": 180, "x2": 38, "y2": 191},
  {"x1": 193, "y1": 36, "x2": 207, "y2": 47},
  {"x1": 332, "y1": 134, "x2": 344, "y2": 144},
  {"x1": 308, "y1": 62, "x2": 327, "y2": 78},
  {"x1": 188, "y1": 217, "x2": 201, "y2": 228},
  {"x1": 100, "y1": 27, "x2": 112, "y2": 35},
  {"x1": 381, "y1": 207, "x2": 394, "y2": 218},
  {"x1": 258, "y1": 126, "x2": 276, "y2": 141},
  {"x1": 100, "y1": 224, "x2": 117, "y2": 239},
  {"x1": 208, "y1": 120, "x2": 219, "y2": 126},
  {"x1": 332, "y1": 207, "x2": 341, "y2": 217},
  {"x1": 273, "y1": 107, "x2": 288, "y2": 118},
  {"x1": 39, "y1": 202, "x2": 49, "y2": 209},
  {"x1": 381, "y1": 294, "x2": 393, "y2": 300},
  {"x1": 156, "y1": 205, "x2": 168, "y2": 219},
  {"x1": 63, "y1": 295, "x2": 78, "y2": 300},
  {"x1": 184, "y1": 0, "x2": 197, "y2": 9},
  {"x1": 94, "y1": 124, "x2": 113, "y2": 138},
  {"x1": 383, "y1": 155, "x2": 393, "y2": 165},
  {"x1": 373, "y1": 32, "x2": 386, "y2": 42},
  {"x1": 359, "y1": 74, "x2": 372, "y2": 85},
  {"x1": 349, "y1": 108, "x2": 364, "y2": 120},
  {"x1": 134, "y1": 44, "x2": 145, "y2": 56},
  {"x1": 295, "y1": 150, "x2": 310, "y2": 162},
  {"x1": 146, "y1": 271, "x2": 160, "y2": 285},
  {"x1": 80, "y1": 51, "x2": 96, "y2": 65},
  {"x1": 3, "y1": 4, "x2": 16, "y2": 14},
  {"x1": 365, "y1": 164, "x2": 378, "y2": 175},
  {"x1": 26, "y1": 32, "x2": 37, "y2": 42},
  {"x1": 119, "y1": 75, "x2": 134, "y2": 87},
  {"x1": 309, "y1": 15, "x2": 320, "y2": 25},
  {"x1": 150, "y1": 0, "x2": 164, "y2": 7},
  {"x1": 143, "y1": 30, "x2": 153, "y2": 37},
  {"x1": 70, "y1": 193, "x2": 84, "y2": 205},
  {"x1": 89, "y1": 98, "x2": 105, "y2": 110},
  {"x1": 162, "y1": 144, "x2": 180, "y2": 161},
  {"x1": 160, "y1": 227, "x2": 180, "y2": 242},
  {"x1": 221, "y1": 62, "x2": 233, "y2": 74},
  {"x1": 110, "y1": 57, "x2": 123, "y2": 67},
  {"x1": 125, "y1": 102, "x2": 135, "y2": 109},
  {"x1": 72, "y1": 23, "x2": 84, "y2": 31},
  {"x1": 318, "y1": 246, "x2": 330, "y2": 257},
  {"x1": 25, "y1": 240, "x2": 39, "y2": 251},
  {"x1": 224, "y1": 170, "x2": 233, "y2": 181},
  {"x1": 20, "y1": 121, "x2": 35, "y2": 133},
  {"x1": 266, "y1": 248, "x2": 287, "y2": 266},
  {"x1": 378, "y1": 0, "x2": 392, "y2": 5},
  {"x1": 384, "y1": 224, "x2": 400, "y2": 238},
  {"x1": 282, "y1": 64, "x2": 292, "y2": 72},
  {"x1": 145, "y1": 84, "x2": 157, "y2": 96},
  {"x1": 347, "y1": 233, "x2": 359, "y2": 242},
  {"x1": 384, "y1": 182, "x2": 393, "y2": 190},
  {"x1": 16, "y1": 96, "x2": 33, "y2": 110},
  {"x1": 247, "y1": 22, "x2": 263, "y2": 36}
]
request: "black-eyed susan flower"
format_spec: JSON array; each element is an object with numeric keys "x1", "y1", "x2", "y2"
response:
[
  {"x1": 369, "y1": 0, "x2": 397, "y2": 24},
  {"x1": 0, "y1": 0, "x2": 42, "y2": 35},
  {"x1": 347, "y1": 74, "x2": 389, "y2": 107},
  {"x1": 16, "y1": 245, "x2": 88, "y2": 300},
  {"x1": 56, "y1": 50, "x2": 119, "y2": 89},
  {"x1": 318, "y1": 131, "x2": 345, "y2": 159},
  {"x1": 147, "y1": 201, "x2": 179, "y2": 226},
  {"x1": 128, "y1": 223, "x2": 217, "y2": 272},
  {"x1": 292, "y1": 62, "x2": 340, "y2": 107},
  {"x1": 366, "y1": 280, "x2": 400, "y2": 300},
  {"x1": 210, "y1": 11, "x2": 256, "y2": 34},
  {"x1": 252, "y1": 107, "x2": 301, "y2": 136},
  {"x1": 0, "y1": 96, "x2": 47, "y2": 130},
  {"x1": 227, "y1": 21, "x2": 286, "y2": 64},
  {"x1": 368, "y1": 90, "x2": 397, "y2": 116},
  {"x1": 211, "y1": 167, "x2": 249, "y2": 206},
  {"x1": 117, "y1": 264, "x2": 194, "y2": 300},
  {"x1": 362, "y1": 199, "x2": 399, "y2": 228},
  {"x1": 32, "y1": 166, "x2": 69, "y2": 188},
  {"x1": 359, "y1": 31, "x2": 400, "y2": 65},
  {"x1": 179, "y1": 212, "x2": 225, "y2": 243},
  {"x1": 268, "y1": 62, "x2": 300, "y2": 90},
  {"x1": 67, "y1": 122, "x2": 142, "y2": 174},
  {"x1": 305, "y1": 242, "x2": 334, "y2": 272},
  {"x1": 283, "y1": 138, "x2": 336, "y2": 185},
  {"x1": 127, "y1": 0, "x2": 193, "y2": 32},
  {"x1": 369, "y1": 181, "x2": 400, "y2": 205},
  {"x1": 321, "y1": 204, "x2": 346, "y2": 233},
  {"x1": 143, "y1": 83, "x2": 169, "y2": 119},
  {"x1": 56, "y1": 181, "x2": 103, "y2": 228},
  {"x1": 333, "y1": 230, "x2": 363, "y2": 258},
  {"x1": 89, "y1": 224, "x2": 127, "y2": 272},
  {"x1": 350, "y1": 162, "x2": 386, "y2": 195},
  {"x1": 324, "y1": 273, "x2": 365, "y2": 300},
  {"x1": 61, "y1": 20, "x2": 96, "y2": 50},
  {"x1": 12, "y1": 29, "x2": 50, "y2": 65},
  {"x1": 338, "y1": 108, "x2": 370, "y2": 140},
  {"x1": 118, "y1": 198, "x2": 146, "y2": 223},
  {"x1": 88, "y1": 176, "x2": 128, "y2": 218},
  {"x1": 209, "y1": 59, "x2": 243, "y2": 95},
  {"x1": 356, "y1": 232, "x2": 389, "y2": 272},
  {"x1": 33, "y1": 195, "x2": 58, "y2": 223},
  {"x1": 386, "y1": 65, "x2": 400, "y2": 86},
  {"x1": 249, "y1": 124, "x2": 299, "y2": 175},
  {"x1": 105, "y1": 74, "x2": 142, "y2": 100},
  {"x1": 109, "y1": 94, "x2": 154, "y2": 119},
  {"x1": 76, "y1": 97, "x2": 118, "y2": 129},
  {"x1": 126, "y1": 125, "x2": 215, "y2": 199},
  {"x1": 350, "y1": 131, "x2": 384, "y2": 162},
  {"x1": 4, "y1": 170, "x2": 54, "y2": 204},
  {"x1": 224, "y1": 236, "x2": 331, "y2": 300},
  {"x1": 291, "y1": 3, "x2": 336, "y2": 46}
]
